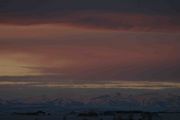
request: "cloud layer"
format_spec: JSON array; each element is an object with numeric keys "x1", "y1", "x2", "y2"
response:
[
  {"x1": 0, "y1": 0, "x2": 180, "y2": 32},
  {"x1": 0, "y1": 1, "x2": 180, "y2": 81},
  {"x1": 0, "y1": 25, "x2": 180, "y2": 81},
  {"x1": 1, "y1": 80, "x2": 180, "y2": 90}
]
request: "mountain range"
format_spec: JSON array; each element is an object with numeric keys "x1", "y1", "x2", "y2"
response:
[{"x1": 1, "y1": 92, "x2": 180, "y2": 112}]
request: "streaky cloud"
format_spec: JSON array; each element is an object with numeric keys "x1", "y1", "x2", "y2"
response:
[
  {"x1": 0, "y1": 0, "x2": 180, "y2": 32},
  {"x1": 0, "y1": 12, "x2": 180, "y2": 32}
]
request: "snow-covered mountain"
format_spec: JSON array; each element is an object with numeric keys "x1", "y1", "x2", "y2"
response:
[{"x1": 1, "y1": 92, "x2": 180, "y2": 112}]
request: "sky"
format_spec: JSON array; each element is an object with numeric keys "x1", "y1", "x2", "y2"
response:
[{"x1": 0, "y1": 0, "x2": 180, "y2": 87}]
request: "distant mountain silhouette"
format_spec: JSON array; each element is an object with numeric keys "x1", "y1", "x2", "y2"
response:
[{"x1": 1, "y1": 92, "x2": 180, "y2": 112}]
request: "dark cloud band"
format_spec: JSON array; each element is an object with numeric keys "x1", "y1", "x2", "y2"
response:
[
  {"x1": 0, "y1": 0, "x2": 179, "y2": 15},
  {"x1": 0, "y1": 0, "x2": 180, "y2": 32},
  {"x1": 0, "y1": 12, "x2": 180, "y2": 32}
]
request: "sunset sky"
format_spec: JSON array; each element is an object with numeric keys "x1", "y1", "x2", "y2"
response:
[{"x1": 0, "y1": 0, "x2": 180, "y2": 85}]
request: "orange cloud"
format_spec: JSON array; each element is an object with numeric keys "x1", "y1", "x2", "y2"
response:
[{"x1": 0, "y1": 25, "x2": 179, "y2": 80}]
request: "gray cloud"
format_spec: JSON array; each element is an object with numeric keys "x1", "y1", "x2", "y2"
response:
[
  {"x1": 0, "y1": 0, "x2": 180, "y2": 32},
  {"x1": 0, "y1": 0, "x2": 179, "y2": 15}
]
